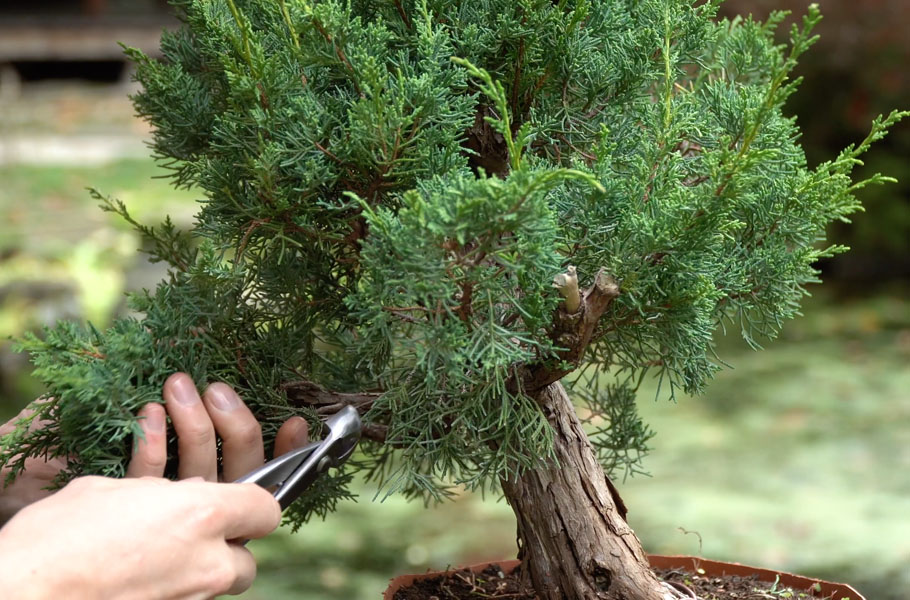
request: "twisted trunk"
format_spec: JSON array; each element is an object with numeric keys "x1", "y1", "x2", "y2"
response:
[{"x1": 501, "y1": 381, "x2": 665, "y2": 600}]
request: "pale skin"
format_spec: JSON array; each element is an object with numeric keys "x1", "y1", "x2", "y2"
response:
[{"x1": 0, "y1": 372, "x2": 310, "y2": 599}]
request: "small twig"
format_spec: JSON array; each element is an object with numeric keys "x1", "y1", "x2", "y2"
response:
[
  {"x1": 392, "y1": 0, "x2": 412, "y2": 29},
  {"x1": 677, "y1": 526, "x2": 704, "y2": 555},
  {"x1": 511, "y1": 35, "x2": 525, "y2": 117},
  {"x1": 456, "y1": 281, "x2": 474, "y2": 323},
  {"x1": 236, "y1": 217, "x2": 271, "y2": 260},
  {"x1": 314, "y1": 141, "x2": 345, "y2": 164},
  {"x1": 450, "y1": 570, "x2": 525, "y2": 598},
  {"x1": 277, "y1": 0, "x2": 299, "y2": 49},
  {"x1": 311, "y1": 16, "x2": 362, "y2": 95},
  {"x1": 381, "y1": 306, "x2": 440, "y2": 323},
  {"x1": 381, "y1": 305, "x2": 431, "y2": 312},
  {"x1": 555, "y1": 133, "x2": 596, "y2": 162},
  {"x1": 225, "y1": 0, "x2": 254, "y2": 70}
]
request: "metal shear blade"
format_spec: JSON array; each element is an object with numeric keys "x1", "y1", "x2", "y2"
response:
[{"x1": 235, "y1": 405, "x2": 362, "y2": 510}]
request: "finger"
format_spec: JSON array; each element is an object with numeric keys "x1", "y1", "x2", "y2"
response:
[
  {"x1": 222, "y1": 543, "x2": 258, "y2": 596},
  {"x1": 1, "y1": 406, "x2": 33, "y2": 437},
  {"x1": 273, "y1": 416, "x2": 309, "y2": 457},
  {"x1": 202, "y1": 383, "x2": 264, "y2": 482},
  {"x1": 26, "y1": 398, "x2": 56, "y2": 433},
  {"x1": 126, "y1": 403, "x2": 168, "y2": 478},
  {"x1": 1, "y1": 399, "x2": 54, "y2": 437},
  {"x1": 212, "y1": 483, "x2": 282, "y2": 541},
  {"x1": 164, "y1": 372, "x2": 218, "y2": 482}
]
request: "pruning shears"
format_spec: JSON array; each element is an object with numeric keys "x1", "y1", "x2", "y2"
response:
[{"x1": 235, "y1": 405, "x2": 362, "y2": 510}]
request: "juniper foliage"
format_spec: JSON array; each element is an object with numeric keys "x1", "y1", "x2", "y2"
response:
[{"x1": 2, "y1": 0, "x2": 905, "y2": 527}]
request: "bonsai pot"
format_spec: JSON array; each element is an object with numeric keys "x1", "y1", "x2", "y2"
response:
[{"x1": 384, "y1": 555, "x2": 866, "y2": 599}]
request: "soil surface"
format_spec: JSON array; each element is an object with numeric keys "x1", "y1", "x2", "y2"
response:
[{"x1": 392, "y1": 563, "x2": 843, "y2": 599}]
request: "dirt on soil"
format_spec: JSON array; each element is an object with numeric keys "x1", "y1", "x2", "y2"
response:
[{"x1": 392, "y1": 563, "x2": 845, "y2": 599}]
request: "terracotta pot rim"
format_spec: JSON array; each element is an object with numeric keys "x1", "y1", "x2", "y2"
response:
[{"x1": 383, "y1": 554, "x2": 865, "y2": 600}]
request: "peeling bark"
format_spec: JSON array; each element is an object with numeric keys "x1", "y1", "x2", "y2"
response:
[
  {"x1": 281, "y1": 380, "x2": 388, "y2": 442},
  {"x1": 501, "y1": 381, "x2": 666, "y2": 600}
]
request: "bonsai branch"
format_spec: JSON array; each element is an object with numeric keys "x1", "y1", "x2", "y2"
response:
[
  {"x1": 516, "y1": 266, "x2": 619, "y2": 393},
  {"x1": 462, "y1": 105, "x2": 511, "y2": 178},
  {"x1": 281, "y1": 379, "x2": 387, "y2": 442}
]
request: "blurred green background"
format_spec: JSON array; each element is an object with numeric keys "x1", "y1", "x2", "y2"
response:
[{"x1": 0, "y1": 2, "x2": 907, "y2": 599}]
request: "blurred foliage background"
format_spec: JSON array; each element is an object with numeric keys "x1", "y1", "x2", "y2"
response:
[{"x1": 0, "y1": 1, "x2": 907, "y2": 599}]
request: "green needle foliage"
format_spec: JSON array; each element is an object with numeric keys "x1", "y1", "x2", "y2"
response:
[{"x1": 2, "y1": 0, "x2": 905, "y2": 529}]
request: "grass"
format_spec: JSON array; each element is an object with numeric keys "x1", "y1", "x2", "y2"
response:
[
  {"x1": 1, "y1": 158, "x2": 907, "y2": 599},
  {"x1": 624, "y1": 296, "x2": 910, "y2": 600}
]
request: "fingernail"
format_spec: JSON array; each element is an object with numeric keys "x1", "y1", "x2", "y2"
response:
[
  {"x1": 144, "y1": 408, "x2": 165, "y2": 432},
  {"x1": 209, "y1": 386, "x2": 240, "y2": 412},
  {"x1": 169, "y1": 375, "x2": 199, "y2": 406}
]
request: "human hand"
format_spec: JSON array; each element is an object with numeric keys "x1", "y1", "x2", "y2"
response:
[
  {"x1": 126, "y1": 372, "x2": 310, "y2": 482},
  {"x1": 0, "y1": 373, "x2": 309, "y2": 524},
  {"x1": 0, "y1": 475, "x2": 281, "y2": 599},
  {"x1": 0, "y1": 404, "x2": 67, "y2": 525}
]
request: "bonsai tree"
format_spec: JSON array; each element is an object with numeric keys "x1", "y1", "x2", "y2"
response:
[{"x1": 2, "y1": 1, "x2": 905, "y2": 598}]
